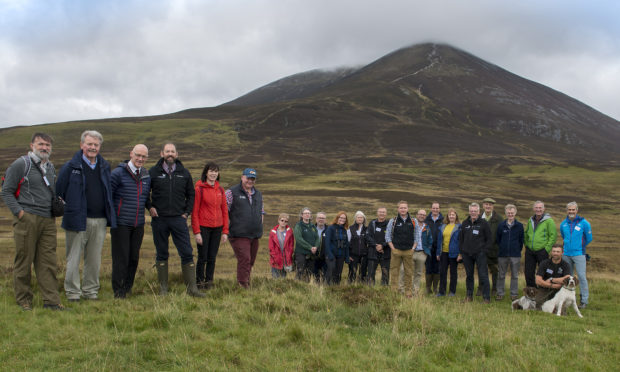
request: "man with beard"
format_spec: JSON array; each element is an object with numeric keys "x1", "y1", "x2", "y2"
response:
[
  {"x1": 147, "y1": 143, "x2": 204, "y2": 297},
  {"x1": 56, "y1": 130, "x2": 116, "y2": 302},
  {"x1": 1, "y1": 133, "x2": 65, "y2": 310}
]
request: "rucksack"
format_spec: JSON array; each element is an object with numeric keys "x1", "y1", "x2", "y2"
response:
[{"x1": 1, "y1": 155, "x2": 31, "y2": 198}]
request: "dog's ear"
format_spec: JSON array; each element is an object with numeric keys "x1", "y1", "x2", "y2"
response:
[
  {"x1": 525, "y1": 287, "x2": 536, "y2": 297},
  {"x1": 563, "y1": 276, "x2": 570, "y2": 286},
  {"x1": 573, "y1": 276, "x2": 579, "y2": 286}
]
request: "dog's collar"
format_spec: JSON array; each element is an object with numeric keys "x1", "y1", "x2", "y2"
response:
[
  {"x1": 563, "y1": 286, "x2": 576, "y2": 291},
  {"x1": 525, "y1": 296, "x2": 536, "y2": 301}
]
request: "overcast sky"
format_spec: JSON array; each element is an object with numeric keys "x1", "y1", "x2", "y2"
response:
[{"x1": 1, "y1": 0, "x2": 619, "y2": 128}]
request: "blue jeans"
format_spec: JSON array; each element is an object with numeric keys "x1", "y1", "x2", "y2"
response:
[
  {"x1": 462, "y1": 251, "x2": 490, "y2": 300},
  {"x1": 563, "y1": 255, "x2": 589, "y2": 304}
]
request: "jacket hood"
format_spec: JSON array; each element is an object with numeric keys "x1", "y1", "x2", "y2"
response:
[
  {"x1": 530, "y1": 213, "x2": 552, "y2": 223},
  {"x1": 196, "y1": 179, "x2": 221, "y2": 189}
]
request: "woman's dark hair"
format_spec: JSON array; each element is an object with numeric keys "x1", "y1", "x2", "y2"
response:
[{"x1": 200, "y1": 162, "x2": 220, "y2": 182}]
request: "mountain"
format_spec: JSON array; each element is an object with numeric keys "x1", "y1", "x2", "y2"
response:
[{"x1": 212, "y1": 43, "x2": 619, "y2": 160}]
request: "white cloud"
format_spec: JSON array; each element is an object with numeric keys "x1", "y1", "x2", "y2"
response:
[{"x1": 0, "y1": 0, "x2": 619, "y2": 127}]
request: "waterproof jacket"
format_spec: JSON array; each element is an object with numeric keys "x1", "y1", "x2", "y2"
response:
[
  {"x1": 483, "y1": 211, "x2": 503, "y2": 258},
  {"x1": 269, "y1": 225, "x2": 295, "y2": 270},
  {"x1": 524, "y1": 213, "x2": 557, "y2": 253},
  {"x1": 458, "y1": 216, "x2": 492, "y2": 256},
  {"x1": 56, "y1": 150, "x2": 116, "y2": 231},
  {"x1": 146, "y1": 158, "x2": 194, "y2": 217},
  {"x1": 191, "y1": 180, "x2": 229, "y2": 235},
  {"x1": 560, "y1": 215, "x2": 593, "y2": 256},
  {"x1": 348, "y1": 223, "x2": 369, "y2": 257},
  {"x1": 325, "y1": 224, "x2": 350, "y2": 261},
  {"x1": 424, "y1": 213, "x2": 444, "y2": 252},
  {"x1": 293, "y1": 220, "x2": 319, "y2": 256},
  {"x1": 366, "y1": 219, "x2": 390, "y2": 260},
  {"x1": 315, "y1": 225, "x2": 328, "y2": 259},
  {"x1": 436, "y1": 223, "x2": 461, "y2": 258},
  {"x1": 496, "y1": 219, "x2": 524, "y2": 257},
  {"x1": 110, "y1": 161, "x2": 151, "y2": 227}
]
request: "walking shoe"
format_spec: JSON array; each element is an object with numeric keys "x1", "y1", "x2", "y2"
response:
[
  {"x1": 463, "y1": 296, "x2": 473, "y2": 303},
  {"x1": 19, "y1": 303, "x2": 32, "y2": 311},
  {"x1": 495, "y1": 295, "x2": 503, "y2": 301},
  {"x1": 511, "y1": 295, "x2": 519, "y2": 301},
  {"x1": 579, "y1": 303, "x2": 587, "y2": 309},
  {"x1": 43, "y1": 304, "x2": 70, "y2": 311},
  {"x1": 197, "y1": 281, "x2": 207, "y2": 290},
  {"x1": 448, "y1": 292, "x2": 456, "y2": 297},
  {"x1": 483, "y1": 299, "x2": 490, "y2": 304}
]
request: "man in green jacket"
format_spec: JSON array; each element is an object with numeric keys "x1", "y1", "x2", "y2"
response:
[
  {"x1": 524, "y1": 200, "x2": 557, "y2": 287},
  {"x1": 293, "y1": 207, "x2": 319, "y2": 282}
]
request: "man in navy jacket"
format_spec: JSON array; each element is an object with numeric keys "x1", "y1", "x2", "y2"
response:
[
  {"x1": 56, "y1": 130, "x2": 116, "y2": 301},
  {"x1": 110, "y1": 144, "x2": 151, "y2": 298}
]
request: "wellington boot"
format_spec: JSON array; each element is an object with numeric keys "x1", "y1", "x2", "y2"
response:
[
  {"x1": 425, "y1": 274, "x2": 433, "y2": 294},
  {"x1": 156, "y1": 261, "x2": 168, "y2": 296},
  {"x1": 182, "y1": 263, "x2": 206, "y2": 298},
  {"x1": 432, "y1": 274, "x2": 440, "y2": 293}
]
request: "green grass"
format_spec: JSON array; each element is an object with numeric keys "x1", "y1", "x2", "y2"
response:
[{"x1": 1, "y1": 271, "x2": 618, "y2": 371}]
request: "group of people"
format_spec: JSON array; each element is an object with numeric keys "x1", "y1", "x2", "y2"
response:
[
  {"x1": 1, "y1": 131, "x2": 263, "y2": 310},
  {"x1": 269, "y1": 200, "x2": 593, "y2": 308},
  {"x1": 1, "y1": 132, "x2": 593, "y2": 312}
]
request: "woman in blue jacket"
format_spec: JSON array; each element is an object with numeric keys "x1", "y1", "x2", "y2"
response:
[
  {"x1": 435, "y1": 208, "x2": 461, "y2": 297},
  {"x1": 325, "y1": 211, "x2": 350, "y2": 285}
]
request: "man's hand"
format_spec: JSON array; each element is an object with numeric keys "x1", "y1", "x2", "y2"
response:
[
  {"x1": 181, "y1": 213, "x2": 188, "y2": 219},
  {"x1": 311, "y1": 246, "x2": 317, "y2": 254},
  {"x1": 17, "y1": 210, "x2": 24, "y2": 219},
  {"x1": 376, "y1": 244, "x2": 383, "y2": 253},
  {"x1": 149, "y1": 208, "x2": 158, "y2": 217},
  {"x1": 457, "y1": 254, "x2": 462, "y2": 262}
]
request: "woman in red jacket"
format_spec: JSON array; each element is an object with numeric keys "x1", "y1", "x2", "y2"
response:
[
  {"x1": 269, "y1": 213, "x2": 295, "y2": 278},
  {"x1": 192, "y1": 162, "x2": 229, "y2": 289}
]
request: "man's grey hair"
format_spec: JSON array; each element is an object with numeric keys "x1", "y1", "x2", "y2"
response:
[
  {"x1": 299, "y1": 207, "x2": 312, "y2": 219},
  {"x1": 533, "y1": 200, "x2": 545, "y2": 208},
  {"x1": 81, "y1": 130, "x2": 103, "y2": 144},
  {"x1": 504, "y1": 204, "x2": 517, "y2": 212},
  {"x1": 567, "y1": 201, "x2": 578, "y2": 210},
  {"x1": 316, "y1": 211, "x2": 327, "y2": 217},
  {"x1": 469, "y1": 202, "x2": 480, "y2": 209}
]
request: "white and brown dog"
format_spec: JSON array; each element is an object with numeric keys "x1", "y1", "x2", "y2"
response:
[
  {"x1": 512, "y1": 287, "x2": 537, "y2": 311},
  {"x1": 541, "y1": 276, "x2": 583, "y2": 318}
]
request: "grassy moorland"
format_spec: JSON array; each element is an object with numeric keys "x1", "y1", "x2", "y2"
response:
[{"x1": 1, "y1": 118, "x2": 619, "y2": 370}]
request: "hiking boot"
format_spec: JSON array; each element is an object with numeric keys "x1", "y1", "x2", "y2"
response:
[
  {"x1": 495, "y1": 295, "x2": 504, "y2": 301},
  {"x1": 463, "y1": 296, "x2": 473, "y2": 303}
]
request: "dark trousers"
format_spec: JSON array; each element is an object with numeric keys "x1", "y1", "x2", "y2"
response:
[
  {"x1": 438, "y1": 252, "x2": 458, "y2": 295},
  {"x1": 111, "y1": 225, "x2": 144, "y2": 297},
  {"x1": 196, "y1": 226, "x2": 223, "y2": 283},
  {"x1": 462, "y1": 251, "x2": 490, "y2": 300},
  {"x1": 295, "y1": 254, "x2": 314, "y2": 282},
  {"x1": 151, "y1": 216, "x2": 194, "y2": 265},
  {"x1": 230, "y1": 237, "x2": 259, "y2": 288},
  {"x1": 524, "y1": 247, "x2": 549, "y2": 287},
  {"x1": 313, "y1": 258, "x2": 327, "y2": 283},
  {"x1": 476, "y1": 255, "x2": 498, "y2": 292},
  {"x1": 326, "y1": 257, "x2": 345, "y2": 285},
  {"x1": 367, "y1": 258, "x2": 390, "y2": 286},
  {"x1": 348, "y1": 254, "x2": 368, "y2": 283},
  {"x1": 425, "y1": 249, "x2": 440, "y2": 274}
]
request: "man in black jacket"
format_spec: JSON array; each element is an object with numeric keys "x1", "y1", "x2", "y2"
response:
[
  {"x1": 366, "y1": 207, "x2": 390, "y2": 286},
  {"x1": 424, "y1": 202, "x2": 443, "y2": 294},
  {"x1": 147, "y1": 143, "x2": 203, "y2": 297},
  {"x1": 458, "y1": 202, "x2": 492, "y2": 303}
]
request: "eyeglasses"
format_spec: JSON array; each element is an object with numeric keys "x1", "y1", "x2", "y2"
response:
[{"x1": 279, "y1": 219, "x2": 288, "y2": 222}]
